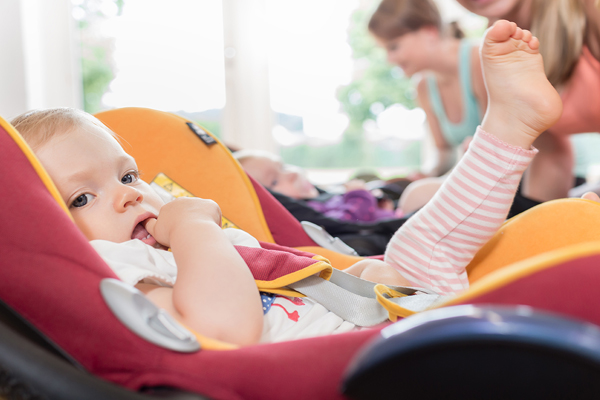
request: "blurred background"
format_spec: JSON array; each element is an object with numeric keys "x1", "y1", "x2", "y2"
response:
[{"x1": 3, "y1": 0, "x2": 600, "y2": 185}]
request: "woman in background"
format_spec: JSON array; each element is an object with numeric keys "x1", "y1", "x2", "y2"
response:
[
  {"x1": 456, "y1": 0, "x2": 600, "y2": 208},
  {"x1": 369, "y1": 0, "x2": 487, "y2": 179}
]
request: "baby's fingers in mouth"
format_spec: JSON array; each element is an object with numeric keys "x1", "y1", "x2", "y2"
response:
[{"x1": 141, "y1": 217, "x2": 157, "y2": 234}]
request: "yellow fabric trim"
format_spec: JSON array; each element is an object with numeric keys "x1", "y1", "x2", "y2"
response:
[
  {"x1": 0, "y1": 116, "x2": 72, "y2": 220},
  {"x1": 169, "y1": 113, "x2": 275, "y2": 243},
  {"x1": 311, "y1": 254, "x2": 330, "y2": 263},
  {"x1": 374, "y1": 284, "x2": 414, "y2": 322},
  {"x1": 296, "y1": 246, "x2": 364, "y2": 270},
  {"x1": 260, "y1": 288, "x2": 306, "y2": 297},
  {"x1": 441, "y1": 241, "x2": 600, "y2": 308},
  {"x1": 254, "y1": 261, "x2": 333, "y2": 291},
  {"x1": 178, "y1": 322, "x2": 238, "y2": 351},
  {"x1": 311, "y1": 255, "x2": 333, "y2": 279},
  {"x1": 151, "y1": 172, "x2": 240, "y2": 230}
]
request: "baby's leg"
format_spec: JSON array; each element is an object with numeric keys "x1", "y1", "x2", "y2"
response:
[
  {"x1": 383, "y1": 22, "x2": 563, "y2": 295},
  {"x1": 480, "y1": 20, "x2": 562, "y2": 149}
]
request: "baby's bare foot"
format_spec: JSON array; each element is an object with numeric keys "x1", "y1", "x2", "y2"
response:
[{"x1": 480, "y1": 20, "x2": 563, "y2": 149}]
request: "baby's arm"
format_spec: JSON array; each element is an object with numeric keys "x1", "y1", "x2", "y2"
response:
[
  {"x1": 138, "y1": 197, "x2": 263, "y2": 346},
  {"x1": 344, "y1": 258, "x2": 412, "y2": 286}
]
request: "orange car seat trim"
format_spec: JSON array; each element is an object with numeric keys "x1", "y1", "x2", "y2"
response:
[
  {"x1": 467, "y1": 198, "x2": 600, "y2": 282},
  {"x1": 296, "y1": 246, "x2": 364, "y2": 270},
  {"x1": 444, "y1": 240, "x2": 600, "y2": 308},
  {"x1": 255, "y1": 260, "x2": 333, "y2": 296},
  {"x1": 179, "y1": 322, "x2": 239, "y2": 351},
  {"x1": 95, "y1": 108, "x2": 275, "y2": 243},
  {"x1": 0, "y1": 116, "x2": 72, "y2": 220}
]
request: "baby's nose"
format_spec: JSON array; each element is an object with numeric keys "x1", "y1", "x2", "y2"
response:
[{"x1": 116, "y1": 186, "x2": 144, "y2": 211}]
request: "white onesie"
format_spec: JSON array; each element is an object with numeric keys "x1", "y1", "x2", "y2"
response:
[{"x1": 91, "y1": 229, "x2": 357, "y2": 343}]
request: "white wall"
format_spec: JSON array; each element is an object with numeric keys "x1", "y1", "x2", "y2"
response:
[
  {"x1": 221, "y1": 0, "x2": 275, "y2": 152},
  {"x1": 0, "y1": 0, "x2": 82, "y2": 120}
]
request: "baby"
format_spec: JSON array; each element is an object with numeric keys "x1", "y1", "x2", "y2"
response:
[
  {"x1": 233, "y1": 149, "x2": 320, "y2": 200},
  {"x1": 12, "y1": 21, "x2": 563, "y2": 346},
  {"x1": 234, "y1": 149, "x2": 398, "y2": 223}
]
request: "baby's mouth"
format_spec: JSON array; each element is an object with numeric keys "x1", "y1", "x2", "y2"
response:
[
  {"x1": 131, "y1": 222, "x2": 152, "y2": 241},
  {"x1": 131, "y1": 217, "x2": 165, "y2": 249}
]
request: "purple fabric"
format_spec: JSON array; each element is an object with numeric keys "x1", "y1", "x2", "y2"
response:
[{"x1": 307, "y1": 189, "x2": 396, "y2": 222}]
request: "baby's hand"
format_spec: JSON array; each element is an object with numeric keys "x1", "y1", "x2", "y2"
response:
[
  {"x1": 144, "y1": 197, "x2": 221, "y2": 247},
  {"x1": 581, "y1": 192, "x2": 600, "y2": 203}
]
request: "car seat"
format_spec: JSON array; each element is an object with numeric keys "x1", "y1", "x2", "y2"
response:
[
  {"x1": 96, "y1": 106, "x2": 411, "y2": 258},
  {"x1": 467, "y1": 197, "x2": 600, "y2": 282},
  {"x1": 0, "y1": 112, "x2": 383, "y2": 399},
  {"x1": 95, "y1": 107, "x2": 600, "y2": 282},
  {"x1": 95, "y1": 107, "x2": 364, "y2": 269},
  {"x1": 4, "y1": 112, "x2": 600, "y2": 399}
]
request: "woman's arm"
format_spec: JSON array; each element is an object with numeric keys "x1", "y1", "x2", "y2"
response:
[
  {"x1": 470, "y1": 45, "x2": 489, "y2": 117},
  {"x1": 521, "y1": 132, "x2": 574, "y2": 201},
  {"x1": 416, "y1": 78, "x2": 456, "y2": 177},
  {"x1": 139, "y1": 198, "x2": 263, "y2": 346}
]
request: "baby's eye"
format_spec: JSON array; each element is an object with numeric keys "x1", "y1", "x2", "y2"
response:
[
  {"x1": 70, "y1": 193, "x2": 95, "y2": 208},
  {"x1": 121, "y1": 171, "x2": 139, "y2": 184}
]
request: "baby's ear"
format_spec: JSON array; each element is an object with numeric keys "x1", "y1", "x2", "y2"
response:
[{"x1": 581, "y1": 192, "x2": 600, "y2": 203}]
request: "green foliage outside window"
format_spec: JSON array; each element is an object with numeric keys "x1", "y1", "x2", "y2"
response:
[
  {"x1": 337, "y1": 3, "x2": 416, "y2": 140},
  {"x1": 81, "y1": 45, "x2": 114, "y2": 114},
  {"x1": 282, "y1": 1, "x2": 421, "y2": 174},
  {"x1": 77, "y1": 0, "x2": 123, "y2": 114},
  {"x1": 77, "y1": 0, "x2": 423, "y2": 174}
]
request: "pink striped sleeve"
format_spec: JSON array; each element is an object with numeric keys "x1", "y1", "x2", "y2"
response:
[{"x1": 384, "y1": 127, "x2": 538, "y2": 295}]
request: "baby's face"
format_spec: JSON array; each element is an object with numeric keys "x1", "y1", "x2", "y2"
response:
[
  {"x1": 242, "y1": 156, "x2": 318, "y2": 199},
  {"x1": 36, "y1": 122, "x2": 165, "y2": 246}
]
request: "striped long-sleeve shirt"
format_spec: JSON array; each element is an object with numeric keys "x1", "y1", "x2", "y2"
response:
[{"x1": 384, "y1": 127, "x2": 538, "y2": 295}]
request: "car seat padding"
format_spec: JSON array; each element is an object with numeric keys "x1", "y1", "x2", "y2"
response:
[
  {"x1": 467, "y1": 198, "x2": 600, "y2": 282},
  {"x1": 450, "y1": 242, "x2": 600, "y2": 326},
  {"x1": 96, "y1": 108, "x2": 363, "y2": 270},
  {"x1": 0, "y1": 116, "x2": 386, "y2": 399}
]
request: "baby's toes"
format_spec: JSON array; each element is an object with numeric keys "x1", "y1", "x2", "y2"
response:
[
  {"x1": 528, "y1": 36, "x2": 540, "y2": 50},
  {"x1": 511, "y1": 27, "x2": 524, "y2": 40},
  {"x1": 485, "y1": 19, "x2": 516, "y2": 43}
]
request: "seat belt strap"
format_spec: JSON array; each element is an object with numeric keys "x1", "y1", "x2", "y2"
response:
[{"x1": 288, "y1": 271, "x2": 447, "y2": 327}]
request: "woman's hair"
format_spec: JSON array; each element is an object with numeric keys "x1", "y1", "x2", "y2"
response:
[
  {"x1": 447, "y1": 21, "x2": 465, "y2": 40},
  {"x1": 368, "y1": 0, "x2": 463, "y2": 40},
  {"x1": 531, "y1": 0, "x2": 586, "y2": 87},
  {"x1": 10, "y1": 107, "x2": 115, "y2": 151}
]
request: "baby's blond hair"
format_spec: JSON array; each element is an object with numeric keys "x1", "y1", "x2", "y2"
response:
[{"x1": 10, "y1": 107, "x2": 116, "y2": 151}]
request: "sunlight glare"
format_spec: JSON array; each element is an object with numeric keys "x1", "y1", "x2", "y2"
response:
[{"x1": 102, "y1": 0, "x2": 225, "y2": 112}]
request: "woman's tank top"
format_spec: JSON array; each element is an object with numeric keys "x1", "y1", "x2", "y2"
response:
[
  {"x1": 549, "y1": 46, "x2": 600, "y2": 136},
  {"x1": 425, "y1": 40, "x2": 482, "y2": 147}
]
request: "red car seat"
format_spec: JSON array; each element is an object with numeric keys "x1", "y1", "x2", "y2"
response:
[{"x1": 4, "y1": 112, "x2": 600, "y2": 400}]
